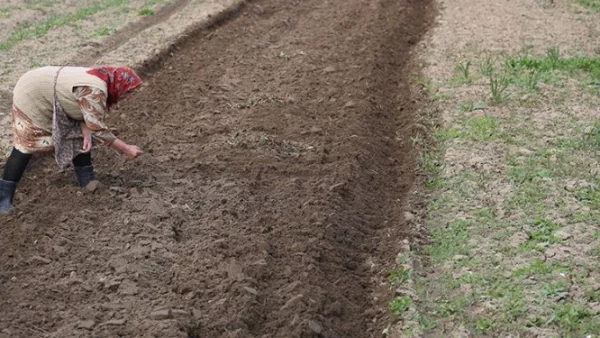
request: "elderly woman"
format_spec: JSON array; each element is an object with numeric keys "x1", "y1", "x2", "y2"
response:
[{"x1": 0, "y1": 65, "x2": 144, "y2": 214}]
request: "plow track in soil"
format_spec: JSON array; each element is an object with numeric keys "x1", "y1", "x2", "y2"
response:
[{"x1": 0, "y1": 0, "x2": 432, "y2": 337}]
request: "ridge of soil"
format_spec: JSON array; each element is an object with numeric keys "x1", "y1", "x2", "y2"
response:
[{"x1": 0, "y1": 0, "x2": 433, "y2": 337}]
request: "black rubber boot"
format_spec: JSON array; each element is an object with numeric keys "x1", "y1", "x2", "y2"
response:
[
  {"x1": 0, "y1": 179, "x2": 18, "y2": 214},
  {"x1": 74, "y1": 165, "x2": 96, "y2": 188}
]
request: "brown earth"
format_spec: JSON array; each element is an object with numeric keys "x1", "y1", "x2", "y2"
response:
[{"x1": 0, "y1": 0, "x2": 433, "y2": 337}]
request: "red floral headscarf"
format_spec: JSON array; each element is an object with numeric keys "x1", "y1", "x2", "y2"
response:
[{"x1": 87, "y1": 66, "x2": 142, "y2": 109}]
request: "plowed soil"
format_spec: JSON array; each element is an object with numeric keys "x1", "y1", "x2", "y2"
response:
[{"x1": 0, "y1": 0, "x2": 432, "y2": 337}]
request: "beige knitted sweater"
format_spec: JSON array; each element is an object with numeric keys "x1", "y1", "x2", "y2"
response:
[{"x1": 12, "y1": 66, "x2": 107, "y2": 131}]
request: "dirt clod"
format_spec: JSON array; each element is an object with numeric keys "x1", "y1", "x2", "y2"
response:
[
  {"x1": 85, "y1": 180, "x2": 99, "y2": 193},
  {"x1": 77, "y1": 320, "x2": 96, "y2": 330},
  {"x1": 119, "y1": 280, "x2": 140, "y2": 296},
  {"x1": 243, "y1": 286, "x2": 258, "y2": 295},
  {"x1": 150, "y1": 309, "x2": 172, "y2": 320},
  {"x1": 102, "y1": 319, "x2": 126, "y2": 326},
  {"x1": 308, "y1": 320, "x2": 323, "y2": 334}
]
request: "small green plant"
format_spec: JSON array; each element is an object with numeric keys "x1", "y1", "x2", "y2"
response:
[
  {"x1": 93, "y1": 27, "x2": 116, "y2": 37},
  {"x1": 388, "y1": 268, "x2": 411, "y2": 286},
  {"x1": 418, "y1": 315, "x2": 437, "y2": 331},
  {"x1": 465, "y1": 116, "x2": 500, "y2": 140},
  {"x1": 473, "y1": 208, "x2": 495, "y2": 219},
  {"x1": 541, "y1": 280, "x2": 569, "y2": 299},
  {"x1": 475, "y1": 318, "x2": 495, "y2": 333},
  {"x1": 524, "y1": 219, "x2": 561, "y2": 247},
  {"x1": 457, "y1": 102, "x2": 487, "y2": 112},
  {"x1": 584, "y1": 120, "x2": 600, "y2": 150},
  {"x1": 138, "y1": 7, "x2": 155, "y2": 16},
  {"x1": 227, "y1": 135, "x2": 250, "y2": 148},
  {"x1": 457, "y1": 101, "x2": 474, "y2": 112},
  {"x1": 451, "y1": 60, "x2": 472, "y2": 85},
  {"x1": 257, "y1": 134, "x2": 271, "y2": 146},
  {"x1": 489, "y1": 73, "x2": 510, "y2": 104},
  {"x1": 0, "y1": 7, "x2": 13, "y2": 18},
  {"x1": 278, "y1": 51, "x2": 291, "y2": 61},
  {"x1": 436, "y1": 297, "x2": 467, "y2": 317},
  {"x1": 479, "y1": 54, "x2": 494, "y2": 76},
  {"x1": 457, "y1": 60, "x2": 471, "y2": 79},
  {"x1": 434, "y1": 92, "x2": 456, "y2": 101},
  {"x1": 574, "y1": 185, "x2": 600, "y2": 210},
  {"x1": 585, "y1": 288, "x2": 600, "y2": 302},
  {"x1": 547, "y1": 303, "x2": 598, "y2": 333},
  {"x1": 524, "y1": 69, "x2": 540, "y2": 92},
  {"x1": 389, "y1": 296, "x2": 412, "y2": 315},
  {"x1": 546, "y1": 47, "x2": 561, "y2": 65},
  {"x1": 419, "y1": 150, "x2": 443, "y2": 188}
]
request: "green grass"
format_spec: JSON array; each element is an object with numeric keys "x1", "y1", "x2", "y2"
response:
[
  {"x1": 389, "y1": 296, "x2": 412, "y2": 315},
  {"x1": 433, "y1": 92, "x2": 456, "y2": 101},
  {"x1": 584, "y1": 120, "x2": 600, "y2": 150},
  {"x1": 24, "y1": 0, "x2": 61, "y2": 9},
  {"x1": 0, "y1": 0, "x2": 130, "y2": 51},
  {"x1": 93, "y1": 27, "x2": 116, "y2": 37},
  {"x1": 504, "y1": 47, "x2": 600, "y2": 96},
  {"x1": 435, "y1": 116, "x2": 500, "y2": 142},
  {"x1": 465, "y1": 116, "x2": 499, "y2": 140},
  {"x1": 575, "y1": 183, "x2": 600, "y2": 210},
  {"x1": 411, "y1": 133, "x2": 444, "y2": 188},
  {"x1": 521, "y1": 219, "x2": 562, "y2": 250},
  {"x1": 475, "y1": 318, "x2": 495, "y2": 333},
  {"x1": 541, "y1": 280, "x2": 569, "y2": 299},
  {"x1": 426, "y1": 220, "x2": 471, "y2": 263},
  {"x1": 414, "y1": 46, "x2": 600, "y2": 337},
  {"x1": 508, "y1": 180, "x2": 550, "y2": 209},
  {"x1": 28, "y1": 59, "x2": 43, "y2": 68},
  {"x1": 547, "y1": 303, "x2": 600, "y2": 335},
  {"x1": 454, "y1": 48, "x2": 600, "y2": 107},
  {"x1": 575, "y1": 0, "x2": 600, "y2": 10},
  {"x1": 138, "y1": 7, "x2": 155, "y2": 16},
  {"x1": 388, "y1": 268, "x2": 411, "y2": 286},
  {"x1": 512, "y1": 259, "x2": 570, "y2": 278},
  {"x1": 555, "y1": 120, "x2": 600, "y2": 151},
  {"x1": 506, "y1": 48, "x2": 600, "y2": 79},
  {"x1": 0, "y1": 7, "x2": 15, "y2": 18}
]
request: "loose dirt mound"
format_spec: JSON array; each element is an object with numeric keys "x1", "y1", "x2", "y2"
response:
[{"x1": 0, "y1": 0, "x2": 432, "y2": 337}]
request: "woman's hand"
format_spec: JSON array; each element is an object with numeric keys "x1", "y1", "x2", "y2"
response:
[
  {"x1": 110, "y1": 139, "x2": 144, "y2": 159},
  {"x1": 80, "y1": 123, "x2": 93, "y2": 153},
  {"x1": 123, "y1": 144, "x2": 144, "y2": 159}
]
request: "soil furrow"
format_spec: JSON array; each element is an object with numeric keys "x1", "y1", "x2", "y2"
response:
[{"x1": 0, "y1": 0, "x2": 432, "y2": 337}]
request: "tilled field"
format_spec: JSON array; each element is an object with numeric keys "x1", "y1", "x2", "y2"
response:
[{"x1": 0, "y1": 0, "x2": 432, "y2": 337}]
